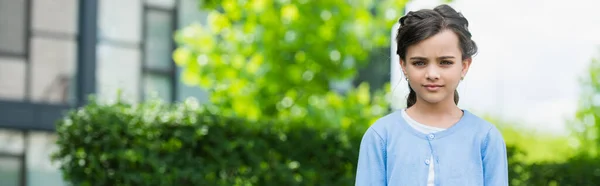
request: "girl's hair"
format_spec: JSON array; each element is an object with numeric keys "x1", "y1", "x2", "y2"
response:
[{"x1": 395, "y1": 4, "x2": 478, "y2": 108}]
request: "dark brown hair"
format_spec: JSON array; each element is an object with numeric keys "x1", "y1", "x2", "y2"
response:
[{"x1": 395, "y1": 4, "x2": 478, "y2": 108}]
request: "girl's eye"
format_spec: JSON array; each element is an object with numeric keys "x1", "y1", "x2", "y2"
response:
[
  {"x1": 413, "y1": 61, "x2": 425, "y2": 66},
  {"x1": 441, "y1": 60, "x2": 454, "y2": 65}
]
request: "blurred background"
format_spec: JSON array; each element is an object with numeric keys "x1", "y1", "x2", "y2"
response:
[{"x1": 0, "y1": 0, "x2": 598, "y2": 185}]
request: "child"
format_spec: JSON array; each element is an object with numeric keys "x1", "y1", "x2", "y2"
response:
[{"x1": 355, "y1": 4, "x2": 509, "y2": 186}]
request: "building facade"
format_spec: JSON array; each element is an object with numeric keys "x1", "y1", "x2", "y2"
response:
[{"x1": 0, "y1": 0, "x2": 208, "y2": 185}]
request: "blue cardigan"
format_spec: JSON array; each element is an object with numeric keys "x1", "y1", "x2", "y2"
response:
[{"x1": 355, "y1": 109, "x2": 509, "y2": 186}]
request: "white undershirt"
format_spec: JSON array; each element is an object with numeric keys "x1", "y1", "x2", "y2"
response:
[{"x1": 401, "y1": 109, "x2": 446, "y2": 186}]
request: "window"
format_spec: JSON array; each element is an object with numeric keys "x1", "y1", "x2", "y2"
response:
[
  {"x1": 0, "y1": 0, "x2": 27, "y2": 55},
  {"x1": 0, "y1": 0, "x2": 28, "y2": 101},
  {"x1": 96, "y1": 0, "x2": 177, "y2": 103},
  {"x1": 0, "y1": 57, "x2": 27, "y2": 100},
  {"x1": 0, "y1": 129, "x2": 25, "y2": 155},
  {"x1": 29, "y1": 37, "x2": 77, "y2": 104},
  {"x1": 147, "y1": 0, "x2": 175, "y2": 9},
  {"x1": 30, "y1": 0, "x2": 78, "y2": 104},
  {"x1": 0, "y1": 129, "x2": 25, "y2": 186},
  {"x1": 0, "y1": 0, "x2": 78, "y2": 104},
  {"x1": 177, "y1": 0, "x2": 208, "y2": 27},
  {"x1": 96, "y1": 0, "x2": 143, "y2": 102},
  {"x1": 26, "y1": 132, "x2": 66, "y2": 186},
  {"x1": 31, "y1": 0, "x2": 77, "y2": 35},
  {"x1": 0, "y1": 130, "x2": 67, "y2": 186},
  {"x1": 175, "y1": 0, "x2": 210, "y2": 103},
  {"x1": 142, "y1": 0, "x2": 177, "y2": 102},
  {"x1": 96, "y1": 43, "x2": 142, "y2": 102},
  {"x1": 0, "y1": 156, "x2": 22, "y2": 186},
  {"x1": 98, "y1": 0, "x2": 142, "y2": 44}
]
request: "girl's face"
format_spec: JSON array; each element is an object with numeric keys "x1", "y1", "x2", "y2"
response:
[{"x1": 400, "y1": 29, "x2": 472, "y2": 106}]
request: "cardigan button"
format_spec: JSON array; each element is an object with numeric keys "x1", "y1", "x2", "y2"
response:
[
  {"x1": 425, "y1": 159, "x2": 430, "y2": 165},
  {"x1": 428, "y1": 134, "x2": 435, "y2": 140}
]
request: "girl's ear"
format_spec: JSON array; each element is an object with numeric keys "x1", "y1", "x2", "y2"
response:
[
  {"x1": 400, "y1": 59, "x2": 407, "y2": 75},
  {"x1": 461, "y1": 57, "x2": 472, "y2": 78}
]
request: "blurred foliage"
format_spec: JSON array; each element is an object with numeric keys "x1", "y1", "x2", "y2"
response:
[
  {"x1": 51, "y1": 97, "x2": 369, "y2": 186},
  {"x1": 571, "y1": 56, "x2": 600, "y2": 156},
  {"x1": 484, "y1": 116, "x2": 600, "y2": 186},
  {"x1": 487, "y1": 117, "x2": 577, "y2": 164},
  {"x1": 522, "y1": 153, "x2": 600, "y2": 186},
  {"x1": 172, "y1": 0, "x2": 409, "y2": 125},
  {"x1": 502, "y1": 54, "x2": 600, "y2": 185}
]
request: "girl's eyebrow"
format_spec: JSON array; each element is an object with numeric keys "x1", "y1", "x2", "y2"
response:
[
  {"x1": 438, "y1": 56, "x2": 455, "y2": 60},
  {"x1": 409, "y1": 56, "x2": 427, "y2": 61},
  {"x1": 409, "y1": 56, "x2": 455, "y2": 60}
]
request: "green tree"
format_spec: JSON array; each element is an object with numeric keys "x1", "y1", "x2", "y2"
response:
[
  {"x1": 571, "y1": 50, "x2": 600, "y2": 156},
  {"x1": 172, "y1": 0, "x2": 410, "y2": 128}
]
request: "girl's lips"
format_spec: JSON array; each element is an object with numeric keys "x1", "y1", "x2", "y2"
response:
[{"x1": 423, "y1": 85, "x2": 443, "y2": 91}]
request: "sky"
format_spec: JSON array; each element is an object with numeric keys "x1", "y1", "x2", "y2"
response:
[{"x1": 390, "y1": 0, "x2": 600, "y2": 135}]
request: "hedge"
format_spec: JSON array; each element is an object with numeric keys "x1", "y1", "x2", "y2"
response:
[
  {"x1": 51, "y1": 98, "x2": 368, "y2": 186},
  {"x1": 509, "y1": 150, "x2": 600, "y2": 186},
  {"x1": 51, "y1": 98, "x2": 600, "y2": 185}
]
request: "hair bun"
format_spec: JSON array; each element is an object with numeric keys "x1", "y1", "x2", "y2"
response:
[
  {"x1": 434, "y1": 4, "x2": 469, "y2": 27},
  {"x1": 398, "y1": 10, "x2": 437, "y2": 26},
  {"x1": 398, "y1": 11, "x2": 416, "y2": 26}
]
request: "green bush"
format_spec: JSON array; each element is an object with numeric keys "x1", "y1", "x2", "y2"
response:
[
  {"x1": 51, "y1": 98, "x2": 371, "y2": 186},
  {"x1": 490, "y1": 117, "x2": 600, "y2": 186},
  {"x1": 506, "y1": 147, "x2": 600, "y2": 186},
  {"x1": 525, "y1": 154, "x2": 600, "y2": 186}
]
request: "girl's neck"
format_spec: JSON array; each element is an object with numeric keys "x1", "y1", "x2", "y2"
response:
[
  {"x1": 410, "y1": 100, "x2": 461, "y2": 115},
  {"x1": 406, "y1": 98, "x2": 463, "y2": 128}
]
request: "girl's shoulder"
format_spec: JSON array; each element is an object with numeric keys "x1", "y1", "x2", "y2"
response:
[
  {"x1": 462, "y1": 110, "x2": 501, "y2": 132},
  {"x1": 461, "y1": 110, "x2": 505, "y2": 142},
  {"x1": 362, "y1": 109, "x2": 407, "y2": 140},
  {"x1": 370, "y1": 109, "x2": 405, "y2": 127}
]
